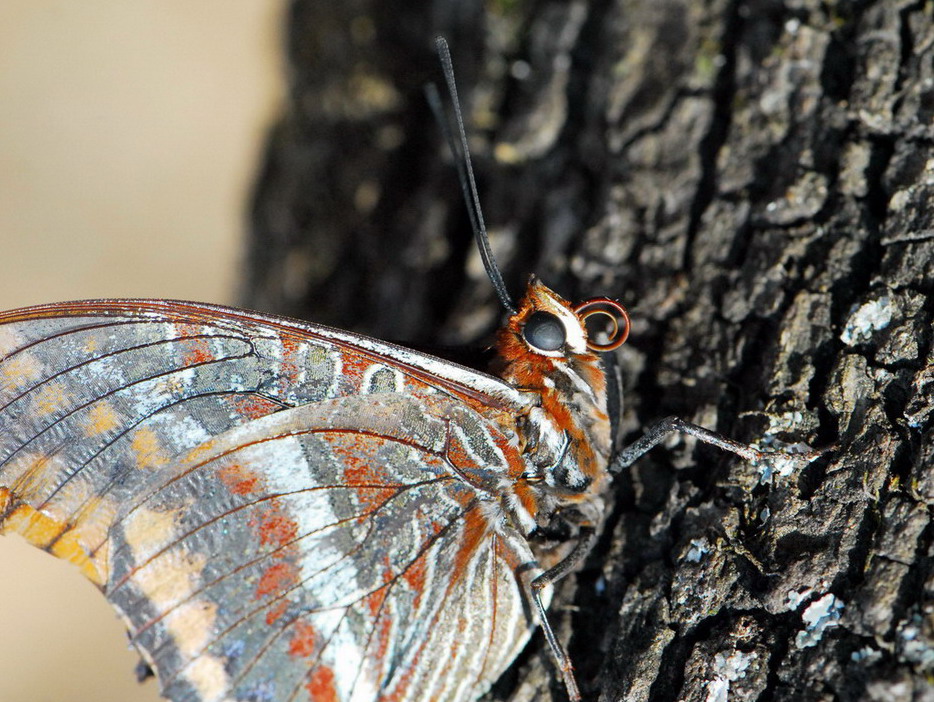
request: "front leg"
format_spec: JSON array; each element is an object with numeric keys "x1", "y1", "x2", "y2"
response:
[{"x1": 610, "y1": 415, "x2": 829, "y2": 474}]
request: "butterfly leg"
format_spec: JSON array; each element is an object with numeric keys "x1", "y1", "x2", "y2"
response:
[
  {"x1": 610, "y1": 415, "x2": 762, "y2": 473},
  {"x1": 609, "y1": 415, "x2": 828, "y2": 474},
  {"x1": 530, "y1": 525, "x2": 598, "y2": 702}
]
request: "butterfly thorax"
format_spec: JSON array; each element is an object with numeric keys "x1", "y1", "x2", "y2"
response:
[{"x1": 491, "y1": 278, "x2": 613, "y2": 534}]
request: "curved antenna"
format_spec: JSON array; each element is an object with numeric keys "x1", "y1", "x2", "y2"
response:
[{"x1": 429, "y1": 36, "x2": 516, "y2": 315}]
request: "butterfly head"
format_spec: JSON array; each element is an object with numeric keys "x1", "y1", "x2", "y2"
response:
[
  {"x1": 492, "y1": 277, "x2": 629, "y2": 511},
  {"x1": 494, "y1": 275, "x2": 629, "y2": 371}
]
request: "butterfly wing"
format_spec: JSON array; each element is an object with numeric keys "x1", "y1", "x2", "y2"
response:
[{"x1": 0, "y1": 300, "x2": 541, "y2": 702}]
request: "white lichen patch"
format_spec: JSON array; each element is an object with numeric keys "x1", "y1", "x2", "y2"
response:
[
  {"x1": 764, "y1": 411, "x2": 806, "y2": 435},
  {"x1": 753, "y1": 440, "x2": 818, "y2": 485},
  {"x1": 795, "y1": 593, "x2": 845, "y2": 648},
  {"x1": 748, "y1": 411, "x2": 823, "y2": 485},
  {"x1": 896, "y1": 613, "x2": 934, "y2": 671},
  {"x1": 851, "y1": 645, "x2": 882, "y2": 665},
  {"x1": 685, "y1": 538, "x2": 711, "y2": 563},
  {"x1": 785, "y1": 587, "x2": 814, "y2": 610},
  {"x1": 759, "y1": 505, "x2": 771, "y2": 525},
  {"x1": 704, "y1": 650, "x2": 756, "y2": 702},
  {"x1": 841, "y1": 296, "x2": 893, "y2": 346}
]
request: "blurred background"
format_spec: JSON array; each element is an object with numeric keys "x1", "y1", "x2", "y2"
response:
[{"x1": 0, "y1": 2, "x2": 284, "y2": 700}]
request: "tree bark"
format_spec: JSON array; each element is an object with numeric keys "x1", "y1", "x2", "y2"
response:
[{"x1": 246, "y1": 1, "x2": 934, "y2": 700}]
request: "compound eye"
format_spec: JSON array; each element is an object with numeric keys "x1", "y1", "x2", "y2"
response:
[{"x1": 523, "y1": 311, "x2": 566, "y2": 352}]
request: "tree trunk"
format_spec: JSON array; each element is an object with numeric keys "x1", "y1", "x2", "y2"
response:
[{"x1": 246, "y1": 1, "x2": 934, "y2": 700}]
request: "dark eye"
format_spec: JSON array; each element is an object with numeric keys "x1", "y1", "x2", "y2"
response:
[{"x1": 523, "y1": 311, "x2": 566, "y2": 352}]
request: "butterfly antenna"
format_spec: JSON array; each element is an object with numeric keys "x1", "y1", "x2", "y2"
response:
[{"x1": 428, "y1": 36, "x2": 516, "y2": 315}]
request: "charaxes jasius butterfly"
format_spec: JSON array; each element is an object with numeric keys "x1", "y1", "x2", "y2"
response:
[{"x1": 0, "y1": 38, "x2": 813, "y2": 702}]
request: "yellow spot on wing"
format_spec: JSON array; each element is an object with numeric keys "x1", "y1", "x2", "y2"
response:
[
  {"x1": 128, "y1": 548, "x2": 208, "y2": 608},
  {"x1": 1, "y1": 502, "x2": 64, "y2": 547},
  {"x1": 127, "y1": 545, "x2": 230, "y2": 696},
  {"x1": 50, "y1": 526, "x2": 108, "y2": 585},
  {"x1": 86, "y1": 402, "x2": 120, "y2": 437},
  {"x1": 183, "y1": 439, "x2": 217, "y2": 464},
  {"x1": 0, "y1": 491, "x2": 106, "y2": 586},
  {"x1": 30, "y1": 381, "x2": 72, "y2": 417},
  {"x1": 131, "y1": 427, "x2": 168, "y2": 469},
  {"x1": 123, "y1": 520, "x2": 231, "y2": 697},
  {"x1": 183, "y1": 652, "x2": 230, "y2": 702},
  {"x1": 61, "y1": 491, "x2": 119, "y2": 580},
  {"x1": 123, "y1": 505, "x2": 183, "y2": 562},
  {"x1": 1, "y1": 352, "x2": 44, "y2": 391},
  {"x1": 166, "y1": 600, "x2": 219, "y2": 657}
]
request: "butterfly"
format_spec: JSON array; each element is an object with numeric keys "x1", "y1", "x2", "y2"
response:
[{"x1": 0, "y1": 38, "x2": 805, "y2": 702}]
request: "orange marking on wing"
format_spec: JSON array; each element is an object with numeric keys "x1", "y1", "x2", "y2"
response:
[
  {"x1": 306, "y1": 666, "x2": 339, "y2": 702},
  {"x1": 513, "y1": 480, "x2": 540, "y2": 522},
  {"x1": 231, "y1": 395, "x2": 283, "y2": 420},
  {"x1": 443, "y1": 433, "x2": 472, "y2": 471},
  {"x1": 372, "y1": 614, "x2": 392, "y2": 667},
  {"x1": 1, "y1": 352, "x2": 43, "y2": 388},
  {"x1": 402, "y1": 552, "x2": 427, "y2": 603},
  {"x1": 256, "y1": 561, "x2": 299, "y2": 598},
  {"x1": 256, "y1": 510, "x2": 299, "y2": 548},
  {"x1": 451, "y1": 507, "x2": 490, "y2": 586},
  {"x1": 82, "y1": 336, "x2": 99, "y2": 354},
  {"x1": 265, "y1": 600, "x2": 289, "y2": 626},
  {"x1": 336, "y1": 353, "x2": 370, "y2": 387},
  {"x1": 0, "y1": 495, "x2": 104, "y2": 585},
  {"x1": 50, "y1": 527, "x2": 107, "y2": 585},
  {"x1": 288, "y1": 619, "x2": 318, "y2": 658},
  {"x1": 281, "y1": 337, "x2": 301, "y2": 355},
  {"x1": 92, "y1": 538, "x2": 112, "y2": 586},
  {"x1": 85, "y1": 402, "x2": 119, "y2": 437},
  {"x1": 183, "y1": 439, "x2": 217, "y2": 464},
  {"x1": 277, "y1": 336, "x2": 302, "y2": 382},
  {"x1": 331, "y1": 438, "x2": 397, "y2": 511},
  {"x1": 365, "y1": 560, "x2": 393, "y2": 617},
  {"x1": 131, "y1": 427, "x2": 168, "y2": 469},
  {"x1": 173, "y1": 323, "x2": 213, "y2": 366},
  {"x1": 217, "y1": 461, "x2": 263, "y2": 496},
  {"x1": 345, "y1": 470, "x2": 396, "y2": 511},
  {"x1": 364, "y1": 590, "x2": 383, "y2": 615},
  {"x1": 2, "y1": 502, "x2": 66, "y2": 548},
  {"x1": 182, "y1": 340, "x2": 213, "y2": 366},
  {"x1": 30, "y1": 380, "x2": 71, "y2": 417}
]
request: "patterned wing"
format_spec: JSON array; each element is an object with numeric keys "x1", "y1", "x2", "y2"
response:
[{"x1": 0, "y1": 300, "x2": 541, "y2": 702}]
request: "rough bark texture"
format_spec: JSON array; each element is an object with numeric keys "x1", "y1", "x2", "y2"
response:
[{"x1": 246, "y1": 1, "x2": 934, "y2": 700}]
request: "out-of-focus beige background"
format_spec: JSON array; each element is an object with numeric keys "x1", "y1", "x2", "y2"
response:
[{"x1": 0, "y1": 3, "x2": 284, "y2": 700}]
